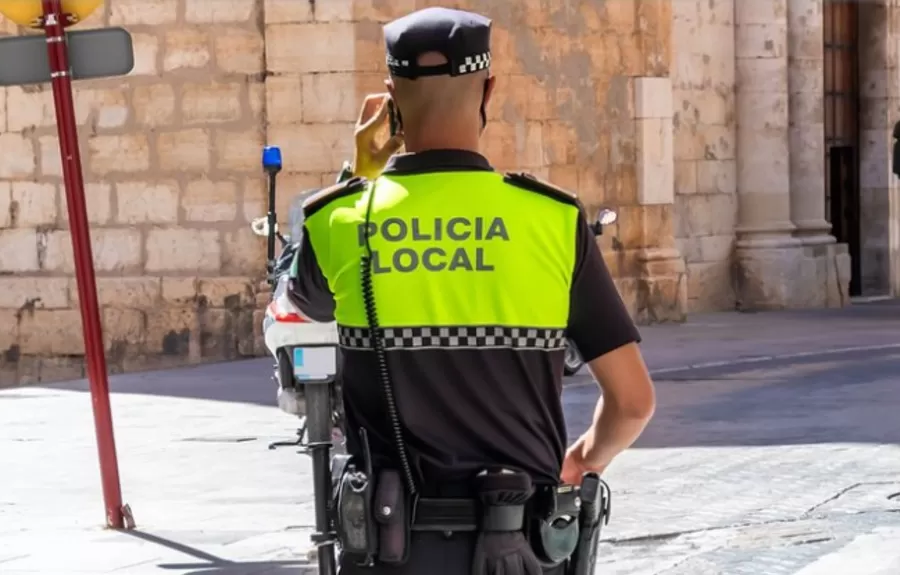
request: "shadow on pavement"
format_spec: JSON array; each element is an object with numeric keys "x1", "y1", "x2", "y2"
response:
[
  {"x1": 123, "y1": 530, "x2": 311, "y2": 574},
  {"x1": 37, "y1": 303, "x2": 900, "y2": 449}
]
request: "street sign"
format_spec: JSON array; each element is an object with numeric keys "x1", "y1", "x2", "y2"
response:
[{"x1": 0, "y1": 26, "x2": 133, "y2": 86}]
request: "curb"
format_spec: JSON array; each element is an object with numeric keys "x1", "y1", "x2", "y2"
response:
[{"x1": 565, "y1": 342, "x2": 900, "y2": 387}]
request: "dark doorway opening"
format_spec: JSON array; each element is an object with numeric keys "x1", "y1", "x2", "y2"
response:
[{"x1": 824, "y1": 0, "x2": 862, "y2": 296}]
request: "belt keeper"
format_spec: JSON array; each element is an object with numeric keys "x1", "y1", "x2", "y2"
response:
[{"x1": 482, "y1": 504, "x2": 525, "y2": 532}]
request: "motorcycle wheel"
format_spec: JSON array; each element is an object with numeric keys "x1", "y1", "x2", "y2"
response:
[{"x1": 563, "y1": 340, "x2": 584, "y2": 376}]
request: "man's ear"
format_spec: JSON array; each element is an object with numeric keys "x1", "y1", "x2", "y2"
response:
[
  {"x1": 483, "y1": 75, "x2": 497, "y2": 108},
  {"x1": 384, "y1": 77, "x2": 396, "y2": 102}
]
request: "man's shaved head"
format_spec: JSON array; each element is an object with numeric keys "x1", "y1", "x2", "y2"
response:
[{"x1": 389, "y1": 52, "x2": 489, "y2": 133}]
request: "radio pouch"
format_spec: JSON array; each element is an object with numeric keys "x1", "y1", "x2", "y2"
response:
[
  {"x1": 335, "y1": 460, "x2": 378, "y2": 564},
  {"x1": 374, "y1": 469, "x2": 411, "y2": 565}
]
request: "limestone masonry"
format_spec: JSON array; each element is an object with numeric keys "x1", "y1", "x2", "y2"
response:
[{"x1": 0, "y1": 0, "x2": 898, "y2": 385}]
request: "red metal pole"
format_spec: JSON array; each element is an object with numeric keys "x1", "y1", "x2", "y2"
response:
[{"x1": 41, "y1": 0, "x2": 125, "y2": 529}]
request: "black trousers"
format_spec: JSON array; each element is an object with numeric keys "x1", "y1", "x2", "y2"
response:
[{"x1": 338, "y1": 532, "x2": 566, "y2": 575}]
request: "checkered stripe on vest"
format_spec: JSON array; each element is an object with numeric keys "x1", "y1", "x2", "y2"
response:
[{"x1": 338, "y1": 326, "x2": 567, "y2": 351}]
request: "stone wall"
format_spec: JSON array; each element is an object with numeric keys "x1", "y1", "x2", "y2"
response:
[
  {"x1": 671, "y1": 0, "x2": 738, "y2": 313},
  {"x1": 0, "y1": 0, "x2": 268, "y2": 385}
]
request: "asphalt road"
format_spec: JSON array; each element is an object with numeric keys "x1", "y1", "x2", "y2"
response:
[{"x1": 2, "y1": 306, "x2": 900, "y2": 574}]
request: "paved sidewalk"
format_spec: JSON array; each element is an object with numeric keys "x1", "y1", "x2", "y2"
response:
[{"x1": 1, "y1": 302, "x2": 899, "y2": 574}]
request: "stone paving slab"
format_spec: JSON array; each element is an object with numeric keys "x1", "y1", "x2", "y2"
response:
[{"x1": 2, "y1": 304, "x2": 900, "y2": 574}]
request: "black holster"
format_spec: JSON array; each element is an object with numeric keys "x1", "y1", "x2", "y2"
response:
[{"x1": 565, "y1": 473, "x2": 612, "y2": 575}]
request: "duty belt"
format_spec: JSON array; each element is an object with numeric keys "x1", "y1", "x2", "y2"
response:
[{"x1": 412, "y1": 497, "x2": 526, "y2": 532}]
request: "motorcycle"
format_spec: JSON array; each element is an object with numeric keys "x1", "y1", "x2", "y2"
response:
[
  {"x1": 250, "y1": 146, "x2": 346, "y2": 451},
  {"x1": 562, "y1": 208, "x2": 618, "y2": 376}
]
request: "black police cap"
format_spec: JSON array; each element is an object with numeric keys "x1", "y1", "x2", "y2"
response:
[{"x1": 384, "y1": 7, "x2": 492, "y2": 79}]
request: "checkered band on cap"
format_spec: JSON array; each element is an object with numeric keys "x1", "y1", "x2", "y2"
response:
[
  {"x1": 458, "y1": 52, "x2": 491, "y2": 74},
  {"x1": 338, "y1": 325, "x2": 566, "y2": 351},
  {"x1": 386, "y1": 54, "x2": 411, "y2": 69}
]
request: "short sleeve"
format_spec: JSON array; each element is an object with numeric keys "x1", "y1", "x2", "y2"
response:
[
  {"x1": 288, "y1": 228, "x2": 336, "y2": 322},
  {"x1": 566, "y1": 211, "x2": 641, "y2": 362}
]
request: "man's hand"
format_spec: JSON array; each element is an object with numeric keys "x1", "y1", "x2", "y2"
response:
[
  {"x1": 353, "y1": 93, "x2": 405, "y2": 180},
  {"x1": 561, "y1": 434, "x2": 609, "y2": 485}
]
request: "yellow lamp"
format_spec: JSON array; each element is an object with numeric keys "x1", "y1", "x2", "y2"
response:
[{"x1": 0, "y1": 0, "x2": 102, "y2": 28}]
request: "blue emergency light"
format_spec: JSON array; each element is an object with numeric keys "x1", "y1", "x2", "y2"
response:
[{"x1": 262, "y1": 146, "x2": 283, "y2": 171}]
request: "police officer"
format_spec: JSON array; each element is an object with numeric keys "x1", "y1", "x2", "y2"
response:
[{"x1": 290, "y1": 7, "x2": 656, "y2": 574}]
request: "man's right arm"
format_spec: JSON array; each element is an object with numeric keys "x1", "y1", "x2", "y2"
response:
[{"x1": 566, "y1": 211, "x2": 656, "y2": 471}]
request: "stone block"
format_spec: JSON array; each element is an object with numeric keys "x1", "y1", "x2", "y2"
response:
[
  {"x1": 697, "y1": 159, "x2": 737, "y2": 195},
  {"x1": 701, "y1": 124, "x2": 736, "y2": 161},
  {"x1": 265, "y1": 75, "x2": 303, "y2": 125},
  {"x1": 115, "y1": 182, "x2": 180, "y2": 224},
  {"x1": 0, "y1": 133, "x2": 36, "y2": 178},
  {"x1": 18, "y1": 309, "x2": 85, "y2": 355},
  {"x1": 264, "y1": 0, "x2": 314, "y2": 23},
  {"x1": 267, "y1": 23, "x2": 355, "y2": 73},
  {"x1": 354, "y1": 0, "x2": 416, "y2": 21},
  {"x1": 43, "y1": 229, "x2": 143, "y2": 274},
  {"x1": 674, "y1": 193, "x2": 738, "y2": 237},
  {"x1": 182, "y1": 179, "x2": 239, "y2": 222},
  {"x1": 215, "y1": 129, "x2": 265, "y2": 172},
  {"x1": 10, "y1": 182, "x2": 57, "y2": 227},
  {"x1": 182, "y1": 82, "x2": 244, "y2": 125},
  {"x1": 60, "y1": 183, "x2": 113, "y2": 225},
  {"x1": 634, "y1": 77, "x2": 673, "y2": 119},
  {"x1": 163, "y1": 29, "x2": 211, "y2": 72},
  {"x1": 198, "y1": 277, "x2": 256, "y2": 307},
  {"x1": 214, "y1": 28, "x2": 265, "y2": 74},
  {"x1": 74, "y1": 87, "x2": 130, "y2": 129},
  {"x1": 222, "y1": 228, "x2": 265, "y2": 275},
  {"x1": 131, "y1": 33, "x2": 160, "y2": 76},
  {"x1": 0, "y1": 309, "x2": 17, "y2": 355},
  {"x1": 186, "y1": 0, "x2": 257, "y2": 23},
  {"x1": 482, "y1": 121, "x2": 545, "y2": 171},
  {"x1": 0, "y1": 182, "x2": 9, "y2": 227},
  {"x1": 736, "y1": 128, "x2": 789, "y2": 193},
  {"x1": 88, "y1": 134, "x2": 151, "y2": 175},
  {"x1": 144, "y1": 306, "x2": 197, "y2": 356},
  {"x1": 39, "y1": 135, "x2": 62, "y2": 177},
  {"x1": 248, "y1": 81, "x2": 265, "y2": 121},
  {"x1": 71, "y1": 277, "x2": 161, "y2": 309},
  {"x1": 268, "y1": 123, "x2": 353, "y2": 173},
  {"x1": 735, "y1": 0, "x2": 788, "y2": 26},
  {"x1": 636, "y1": 118, "x2": 675, "y2": 205},
  {"x1": 734, "y1": 244, "x2": 806, "y2": 310},
  {"x1": 0, "y1": 277, "x2": 69, "y2": 310},
  {"x1": 110, "y1": 0, "x2": 178, "y2": 25},
  {"x1": 301, "y1": 73, "x2": 357, "y2": 123},
  {"x1": 686, "y1": 260, "x2": 736, "y2": 312},
  {"x1": 145, "y1": 228, "x2": 221, "y2": 272},
  {"x1": 157, "y1": 129, "x2": 212, "y2": 172},
  {"x1": 5, "y1": 86, "x2": 55, "y2": 131},
  {"x1": 103, "y1": 308, "x2": 147, "y2": 352},
  {"x1": 674, "y1": 160, "x2": 697, "y2": 196},
  {"x1": 0, "y1": 229, "x2": 39, "y2": 272},
  {"x1": 132, "y1": 84, "x2": 176, "y2": 127},
  {"x1": 162, "y1": 277, "x2": 199, "y2": 304}
]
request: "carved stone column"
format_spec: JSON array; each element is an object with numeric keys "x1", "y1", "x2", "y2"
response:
[
  {"x1": 734, "y1": 0, "x2": 805, "y2": 308},
  {"x1": 788, "y1": 0, "x2": 833, "y2": 243}
]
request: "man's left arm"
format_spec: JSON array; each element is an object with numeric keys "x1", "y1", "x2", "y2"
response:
[{"x1": 289, "y1": 229, "x2": 336, "y2": 323}]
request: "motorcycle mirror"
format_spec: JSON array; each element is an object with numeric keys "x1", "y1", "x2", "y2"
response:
[
  {"x1": 597, "y1": 209, "x2": 617, "y2": 226},
  {"x1": 251, "y1": 216, "x2": 276, "y2": 237}
]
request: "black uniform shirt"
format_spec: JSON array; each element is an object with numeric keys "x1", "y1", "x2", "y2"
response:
[{"x1": 291, "y1": 150, "x2": 640, "y2": 490}]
